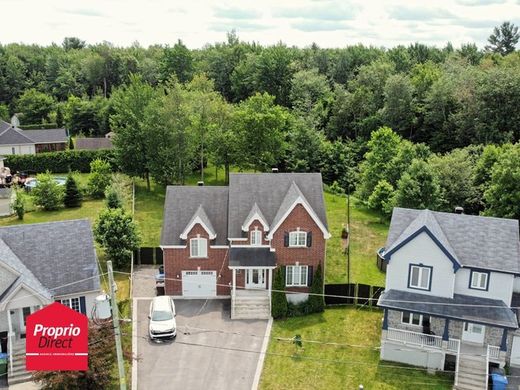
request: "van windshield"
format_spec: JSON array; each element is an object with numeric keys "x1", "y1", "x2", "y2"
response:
[{"x1": 151, "y1": 310, "x2": 173, "y2": 321}]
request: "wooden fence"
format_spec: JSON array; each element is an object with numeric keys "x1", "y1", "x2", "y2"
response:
[
  {"x1": 324, "y1": 283, "x2": 384, "y2": 307},
  {"x1": 133, "y1": 247, "x2": 163, "y2": 265}
]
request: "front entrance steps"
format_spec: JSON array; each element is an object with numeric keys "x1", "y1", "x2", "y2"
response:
[
  {"x1": 232, "y1": 290, "x2": 270, "y2": 320},
  {"x1": 454, "y1": 353, "x2": 487, "y2": 390},
  {"x1": 9, "y1": 341, "x2": 32, "y2": 385}
]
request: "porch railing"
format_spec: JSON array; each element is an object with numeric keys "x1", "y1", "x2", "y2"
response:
[
  {"x1": 387, "y1": 327, "x2": 443, "y2": 349},
  {"x1": 487, "y1": 345, "x2": 500, "y2": 361},
  {"x1": 447, "y1": 338, "x2": 460, "y2": 352}
]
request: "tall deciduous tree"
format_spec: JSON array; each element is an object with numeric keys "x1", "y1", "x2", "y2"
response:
[
  {"x1": 110, "y1": 74, "x2": 156, "y2": 190},
  {"x1": 160, "y1": 40, "x2": 193, "y2": 83},
  {"x1": 94, "y1": 207, "x2": 140, "y2": 269},
  {"x1": 381, "y1": 74, "x2": 416, "y2": 138},
  {"x1": 16, "y1": 88, "x2": 55, "y2": 124},
  {"x1": 233, "y1": 93, "x2": 289, "y2": 172},
  {"x1": 486, "y1": 22, "x2": 519, "y2": 55},
  {"x1": 393, "y1": 159, "x2": 441, "y2": 210}
]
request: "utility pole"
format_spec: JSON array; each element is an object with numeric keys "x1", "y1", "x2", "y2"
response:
[
  {"x1": 107, "y1": 260, "x2": 127, "y2": 390},
  {"x1": 347, "y1": 188, "x2": 351, "y2": 286}
]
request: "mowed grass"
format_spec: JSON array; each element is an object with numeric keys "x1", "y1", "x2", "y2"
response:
[
  {"x1": 260, "y1": 307, "x2": 453, "y2": 390},
  {"x1": 324, "y1": 192, "x2": 388, "y2": 286}
]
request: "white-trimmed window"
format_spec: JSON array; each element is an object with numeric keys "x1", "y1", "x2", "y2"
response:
[
  {"x1": 190, "y1": 237, "x2": 207, "y2": 258},
  {"x1": 470, "y1": 271, "x2": 489, "y2": 290},
  {"x1": 289, "y1": 231, "x2": 307, "y2": 247},
  {"x1": 61, "y1": 297, "x2": 81, "y2": 312},
  {"x1": 251, "y1": 229, "x2": 262, "y2": 246},
  {"x1": 286, "y1": 265, "x2": 308, "y2": 287},
  {"x1": 408, "y1": 265, "x2": 431, "y2": 290},
  {"x1": 401, "y1": 312, "x2": 430, "y2": 326}
]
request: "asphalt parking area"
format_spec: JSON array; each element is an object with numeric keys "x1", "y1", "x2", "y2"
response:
[{"x1": 135, "y1": 299, "x2": 269, "y2": 390}]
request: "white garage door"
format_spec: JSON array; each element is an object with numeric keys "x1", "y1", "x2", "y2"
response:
[
  {"x1": 512, "y1": 336, "x2": 520, "y2": 367},
  {"x1": 182, "y1": 271, "x2": 217, "y2": 297}
]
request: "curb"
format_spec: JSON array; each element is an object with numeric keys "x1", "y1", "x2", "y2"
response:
[{"x1": 251, "y1": 317, "x2": 273, "y2": 390}]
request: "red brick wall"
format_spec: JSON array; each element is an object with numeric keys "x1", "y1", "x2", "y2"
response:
[
  {"x1": 163, "y1": 223, "x2": 231, "y2": 296},
  {"x1": 164, "y1": 205, "x2": 326, "y2": 296},
  {"x1": 271, "y1": 204, "x2": 326, "y2": 293}
]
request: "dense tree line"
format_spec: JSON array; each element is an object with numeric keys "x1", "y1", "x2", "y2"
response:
[{"x1": 0, "y1": 25, "x2": 518, "y2": 150}]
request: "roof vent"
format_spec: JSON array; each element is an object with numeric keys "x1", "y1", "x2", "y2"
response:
[
  {"x1": 454, "y1": 206, "x2": 464, "y2": 214},
  {"x1": 197, "y1": 181, "x2": 204, "y2": 186},
  {"x1": 271, "y1": 168, "x2": 278, "y2": 173}
]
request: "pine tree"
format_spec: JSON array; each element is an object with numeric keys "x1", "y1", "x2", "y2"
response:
[
  {"x1": 271, "y1": 267, "x2": 288, "y2": 318},
  {"x1": 63, "y1": 174, "x2": 82, "y2": 208},
  {"x1": 105, "y1": 188, "x2": 122, "y2": 209},
  {"x1": 308, "y1": 263, "x2": 325, "y2": 313},
  {"x1": 56, "y1": 105, "x2": 64, "y2": 127}
]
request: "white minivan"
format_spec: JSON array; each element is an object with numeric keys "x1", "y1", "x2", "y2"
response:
[{"x1": 148, "y1": 296, "x2": 177, "y2": 340}]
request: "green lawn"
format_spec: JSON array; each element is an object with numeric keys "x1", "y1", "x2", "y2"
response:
[
  {"x1": 260, "y1": 307, "x2": 453, "y2": 390},
  {"x1": 324, "y1": 192, "x2": 388, "y2": 286}
]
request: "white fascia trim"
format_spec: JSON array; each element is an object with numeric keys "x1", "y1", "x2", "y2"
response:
[
  {"x1": 0, "y1": 260, "x2": 22, "y2": 278},
  {"x1": 180, "y1": 216, "x2": 216, "y2": 240},
  {"x1": 267, "y1": 196, "x2": 331, "y2": 240},
  {"x1": 228, "y1": 266, "x2": 277, "y2": 270},
  {"x1": 242, "y1": 212, "x2": 270, "y2": 232},
  {"x1": 0, "y1": 283, "x2": 51, "y2": 311},
  {"x1": 228, "y1": 238, "x2": 248, "y2": 241},
  {"x1": 161, "y1": 245, "x2": 187, "y2": 249},
  {"x1": 211, "y1": 245, "x2": 229, "y2": 249}
]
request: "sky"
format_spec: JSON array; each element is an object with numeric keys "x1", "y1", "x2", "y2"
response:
[{"x1": 2, "y1": 0, "x2": 520, "y2": 49}]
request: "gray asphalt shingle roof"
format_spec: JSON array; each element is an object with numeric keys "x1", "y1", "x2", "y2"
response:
[
  {"x1": 0, "y1": 219, "x2": 100, "y2": 296},
  {"x1": 161, "y1": 173, "x2": 329, "y2": 246},
  {"x1": 161, "y1": 186, "x2": 229, "y2": 246},
  {"x1": 75, "y1": 137, "x2": 113, "y2": 150},
  {"x1": 379, "y1": 289, "x2": 518, "y2": 329},
  {"x1": 228, "y1": 173, "x2": 328, "y2": 238},
  {"x1": 385, "y1": 208, "x2": 520, "y2": 273},
  {"x1": 181, "y1": 205, "x2": 216, "y2": 239},
  {"x1": 23, "y1": 129, "x2": 68, "y2": 144},
  {"x1": 229, "y1": 247, "x2": 276, "y2": 267},
  {"x1": 0, "y1": 121, "x2": 67, "y2": 145}
]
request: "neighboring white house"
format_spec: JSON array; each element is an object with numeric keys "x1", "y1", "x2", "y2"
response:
[
  {"x1": 0, "y1": 219, "x2": 101, "y2": 385},
  {"x1": 377, "y1": 208, "x2": 520, "y2": 390},
  {"x1": 0, "y1": 120, "x2": 68, "y2": 155}
]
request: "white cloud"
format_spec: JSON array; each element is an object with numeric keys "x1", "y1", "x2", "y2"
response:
[{"x1": 1, "y1": 0, "x2": 519, "y2": 48}]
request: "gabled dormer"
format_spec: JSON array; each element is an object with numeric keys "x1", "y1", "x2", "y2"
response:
[
  {"x1": 266, "y1": 181, "x2": 330, "y2": 240},
  {"x1": 180, "y1": 205, "x2": 216, "y2": 241}
]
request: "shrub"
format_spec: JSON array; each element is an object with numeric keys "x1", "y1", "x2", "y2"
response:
[
  {"x1": 63, "y1": 174, "x2": 82, "y2": 208},
  {"x1": 4, "y1": 150, "x2": 117, "y2": 174},
  {"x1": 328, "y1": 181, "x2": 346, "y2": 196},
  {"x1": 32, "y1": 172, "x2": 64, "y2": 211},
  {"x1": 12, "y1": 191, "x2": 25, "y2": 220},
  {"x1": 94, "y1": 207, "x2": 140, "y2": 269},
  {"x1": 271, "y1": 267, "x2": 288, "y2": 318},
  {"x1": 367, "y1": 179, "x2": 395, "y2": 217},
  {"x1": 87, "y1": 159, "x2": 112, "y2": 198},
  {"x1": 308, "y1": 264, "x2": 325, "y2": 313},
  {"x1": 105, "y1": 188, "x2": 122, "y2": 209}
]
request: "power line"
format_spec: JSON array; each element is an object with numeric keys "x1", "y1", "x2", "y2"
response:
[{"x1": 123, "y1": 271, "x2": 520, "y2": 309}]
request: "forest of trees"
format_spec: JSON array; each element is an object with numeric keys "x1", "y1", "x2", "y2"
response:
[{"x1": 1, "y1": 23, "x2": 520, "y2": 219}]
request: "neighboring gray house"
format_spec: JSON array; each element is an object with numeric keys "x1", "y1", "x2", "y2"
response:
[
  {"x1": 0, "y1": 219, "x2": 101, "y2": 385},
  {"x1": 0, "y1": 120, "x2": 68, "y2": 155},
  {"x1": 377, "y1": 208, "x2": 520, "y2": 389}
]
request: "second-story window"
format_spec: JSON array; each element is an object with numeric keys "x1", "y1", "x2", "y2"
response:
[
  {"x1": 251, "y1": 229, "x2": 262, "y2": 246},
  {"x1": 289, "y1": 231, "x2": 307, "y2": 247},
  {"x1": 470, "y1": 271, "x2": 489, "y2": 290},
  {"x1": 190, "y1": 237, "x2": 207, "y2": 258},
  {"x1": 408, "y1": 264, "x2": 432, "y2": 290}
]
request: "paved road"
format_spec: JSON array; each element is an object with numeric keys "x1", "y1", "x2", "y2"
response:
[{"x1": 135, "y1": 299, "x2": 269, "y2": 390}]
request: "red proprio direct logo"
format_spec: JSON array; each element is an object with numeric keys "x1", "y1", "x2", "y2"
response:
[{"x1": 26, "y1": 302, "x2": 88, "y2": 371}]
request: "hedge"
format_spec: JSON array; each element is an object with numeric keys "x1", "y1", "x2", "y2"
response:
[
  {"x1": 19, "y1": 123, "x2": 60, "y2": 130},
  {"x1": 5, "y1": 150, "x2": 118, "y2": 173}
]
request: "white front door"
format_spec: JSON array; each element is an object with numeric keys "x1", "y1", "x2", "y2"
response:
[
  {"x1": 246, "y1": 269, "x2": 266, "y2": 289},
  {"x1": 462, "y1": 322, "x2": 485, "y2": 344}
]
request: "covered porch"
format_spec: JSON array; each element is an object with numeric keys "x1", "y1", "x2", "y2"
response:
[{"x1": 229, "y1": 247, "x2": 276, "y2": 319}]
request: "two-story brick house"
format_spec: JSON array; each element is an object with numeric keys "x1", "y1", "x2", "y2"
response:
[
  {"x1": 377, "y1": 208, "x2": 520, "y2": 389},
  {"x1": 160, "y1": 172, "x2": 330, "y2": 319}
]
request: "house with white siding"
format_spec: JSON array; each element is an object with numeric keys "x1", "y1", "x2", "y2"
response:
[
  {"x1": 0, "y1": 219, "x2": 101, "y2": 385},
  {"x1": 377, "y1": 208, "x2": 520, "y2": 389}
]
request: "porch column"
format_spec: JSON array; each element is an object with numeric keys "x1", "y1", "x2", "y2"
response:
[
  {"x1": 442, "y1": 319, "x2": 450, "y2": 341},
  {"x1": 382, "y1": 309, "x2": 389, "y2": 330},
  {"x1": 7, "y1": 310, "x2": 13, "y2": 376},
  {"x1": 500, "y1": 328, "x2": 508, "y2": 352},
  {"x1": 268, "y1": 268, "x2": 273, "y2": 314},
  {"x1": 232, "y1": 268, "x2": 236, "y2": 298}
]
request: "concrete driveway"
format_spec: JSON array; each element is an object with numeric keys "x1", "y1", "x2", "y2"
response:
[{"x1": 134, "y1": 299, "x2": 269, "y2": 390}]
